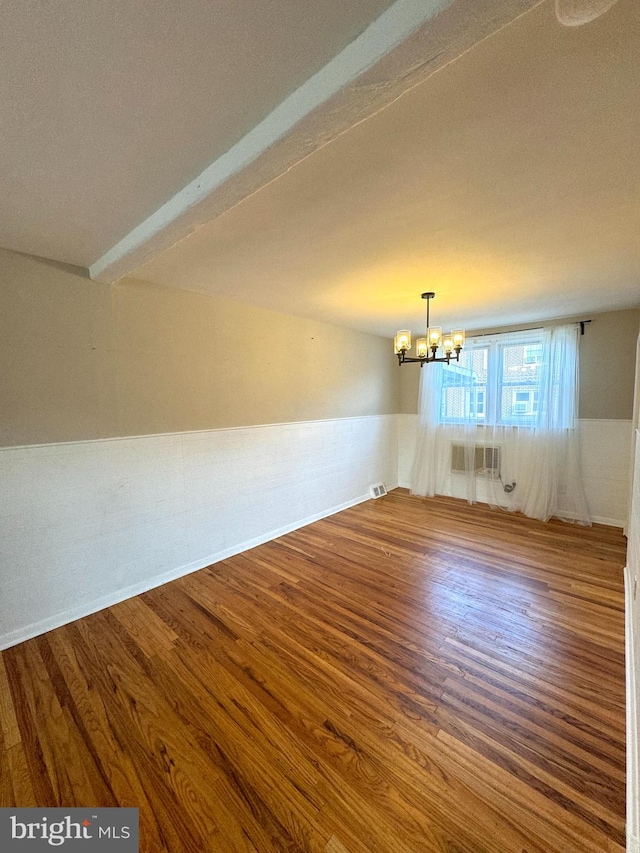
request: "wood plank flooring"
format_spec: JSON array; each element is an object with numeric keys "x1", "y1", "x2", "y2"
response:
[{"x1": 0, "y1": 490, "x2": 627, "y2": 852}]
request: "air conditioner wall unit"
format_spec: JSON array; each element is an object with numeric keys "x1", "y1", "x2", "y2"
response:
[{"x1": 450, "y1": 443, "x2": 501, "y2": 476}]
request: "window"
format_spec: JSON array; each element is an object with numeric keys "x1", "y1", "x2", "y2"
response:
[
  {"x1": 523, "y1": 345, "x2": 542, "y2": 364},
  {"x1": 440, "y1": 331, "x2": 544, "y2": 426},
  {"x1": 512, "y1": 390, "x2": 537, "y2": 415},
  {"x1": 441, "y1": 347, "x2": 488, "y2": 422}
]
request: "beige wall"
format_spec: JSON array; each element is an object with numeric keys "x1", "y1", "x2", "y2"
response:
[
  {"x1": 2, "y1": 246, "x2": 637, "y2": 447},
  {"x1": 0, "y1": 249, "x2": 398, "y2": 447},
  {"x1": 399, "y1": 308, "x2": 640, "y2": 419}
]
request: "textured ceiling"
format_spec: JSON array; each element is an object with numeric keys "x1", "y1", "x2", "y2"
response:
[
  {"x1": 0, "y1": 0, "x2": 395, "y2": 264},
  {"x1": 136, "y1": 0, "x2": 640, "y2": 335},
  {"x1": 2, "y1": 0, "x2": 638, "y2": 336}
]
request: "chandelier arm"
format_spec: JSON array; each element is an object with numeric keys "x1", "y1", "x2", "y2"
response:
[{"x1": 397, "y1": 352, "x2": 461, "y2": 366}]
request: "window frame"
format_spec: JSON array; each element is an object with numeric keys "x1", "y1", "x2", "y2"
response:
[
  {"x1": 439, "y1": 346, "x2": 489, "y2": 425},
  {"x1": 439, "y1": 330, "x2": 544, "y2": 428}
]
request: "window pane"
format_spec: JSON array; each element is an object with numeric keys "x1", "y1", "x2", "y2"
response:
[
  {"x1": 499, "y1": 341, "x2": 542, "y2": 423},
  {"x1": 441, "y1": 347, "x2": 488, "y2": 422}
]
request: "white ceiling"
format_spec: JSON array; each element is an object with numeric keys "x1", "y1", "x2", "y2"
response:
[
  {"x1": 3, "y1": 0, "x2": 639, "y2": 335},
  {"x1": 136, "y1": 0, "x2": 640, "y2": 335},
  {"x1": 0, "y1": 0, "x2": 395, "y2": 264}
]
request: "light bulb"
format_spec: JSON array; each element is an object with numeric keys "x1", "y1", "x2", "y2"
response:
[
  {"x1": 451, "y1": 330, "x2": 465, "y2": 349},
  {"x1": 428, "y1": 327, "x2": 442, "y2": 348},
  {"x1": 395, "y1": 330, "x2": 411, "y2": 352}
]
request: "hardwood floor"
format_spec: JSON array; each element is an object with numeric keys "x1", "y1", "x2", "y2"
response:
[{"x1": 0, "y1": 490, "x2": 627, "y2": 852}]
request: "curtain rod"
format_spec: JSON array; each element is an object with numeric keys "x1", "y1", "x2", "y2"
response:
[{"x1": 471, "y1": 320, "x2": 592, "y2": 338}]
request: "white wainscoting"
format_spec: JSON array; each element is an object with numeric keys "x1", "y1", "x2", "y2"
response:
[
  {"x1": 1, "y1": 413, "x2": 631, "y2": 651},
  {"x1": 578, "y1": 419, "x2": 634, "y2": 527},
  {"x1": 0, "y1": 415, "x2": 398, "y2": 650},
  {"x1": 397, "y1": 414, "x2": 633, "y2": 527}
]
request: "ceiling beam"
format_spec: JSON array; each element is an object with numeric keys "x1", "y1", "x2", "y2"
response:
[{"x1": 89, "y1": 0, "x2": 543, "y2": 284}]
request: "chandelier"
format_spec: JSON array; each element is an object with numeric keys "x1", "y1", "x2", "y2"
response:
[{"x1": 394, "y1": 292, "x2": 465, "y2": 366}]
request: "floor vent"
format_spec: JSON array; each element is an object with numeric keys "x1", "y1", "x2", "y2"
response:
[{"x1": 370, "y1": 483, "x2": 388, "y2": 499}]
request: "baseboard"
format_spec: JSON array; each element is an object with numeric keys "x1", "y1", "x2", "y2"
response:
[
  {"x1": 556, "y1": 511, "x2": 624, "y2": 528},
  {"x1": 626, "y1": 566, "x2": 639, "y2": 853},
  {"x1": 397, "y1": 482, "x2": 623, "y2": 527},
  {"x1": 590, "y1": 514, "x2": 625, "y2": 528},
  {"x1": 0, "y1": 490, "x2": 376, "y2": 650}
]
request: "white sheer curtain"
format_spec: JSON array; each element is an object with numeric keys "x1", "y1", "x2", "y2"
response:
[{"x1": 411, "y1": 324, "x2": 590, "y2": 524}]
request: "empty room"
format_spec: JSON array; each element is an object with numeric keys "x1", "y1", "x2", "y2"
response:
[{"x1": 1, "y1": 1, "x2": 639, "y2": 851}]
